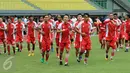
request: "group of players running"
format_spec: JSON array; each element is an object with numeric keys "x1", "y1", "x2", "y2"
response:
[{"x1": 0, "y1": 13, "x2": 130, "y2": 66}]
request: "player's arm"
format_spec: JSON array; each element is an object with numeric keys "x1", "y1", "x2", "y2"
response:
[
  {"x1": 90, "y1": 27, "x2": 96, "y2": 34},
  {"x1": 103, "y1": 19, "x2": 110, "y2": 24},
  {"x1": 57, "y1": 23, "x2": 64, "y2": 32},
  {"x1": 75, "y1": 22, "x2": 86, "y2": 36},
  {"x1": 111, "y1": 20, "x2": 119, "y2": 26},
  {"x1": 39, "y1": 30, "x2": 44, "y2": 35},
  {"x1": 11, "y1": 24, "x2": 16, "y2": 35},
  {"x1": 0, "y1": 27, "x2": 6, "y2": 31},
  {"x1": 0, "y1": 23, "x2": 7, "y2": 31}
]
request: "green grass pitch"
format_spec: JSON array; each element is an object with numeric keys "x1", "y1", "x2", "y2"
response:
[{"x1": 0, "y1": 36, "x2": 130, "y2": 73}]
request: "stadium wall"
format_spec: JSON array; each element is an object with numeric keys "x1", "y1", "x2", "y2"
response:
[{"x1": 0, "y1": 10, "x2": 112, "y2": 16}]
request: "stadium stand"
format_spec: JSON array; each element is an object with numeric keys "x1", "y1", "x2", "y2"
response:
[
  {"x1": 113, "y1": 0, "x2": 130, "y2": 13},
  {"x1": 27, "y1": 0, "x2": 97, "y2": 10},
  {"x1": 90, "y1": 0, "x2": 107, "y2": 9},
  {"x1": 0, "y1": 0, "x2": 34, "y2": 10}
]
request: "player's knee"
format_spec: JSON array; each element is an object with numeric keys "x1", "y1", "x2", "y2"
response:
[{"x1": 80, "y1": 49, "x2": 85, "y2": 53}]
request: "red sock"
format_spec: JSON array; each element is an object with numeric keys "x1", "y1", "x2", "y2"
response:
[
  {"x1": 111, "y1": 52, "x2": 114, "y2": 56},
  {"x1": 65, "y1": 58, "x2": 68, "y2": 63},
  {"x1": 84, "y1": 58, "x2": 88, "y2": 63},
  {"x1": 65, "y1": 53, "x2": 69, "y2": 64}
]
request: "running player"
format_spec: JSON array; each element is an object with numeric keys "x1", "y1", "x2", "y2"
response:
[
  {"x1": 0, "y1": 18, "x2": 6, "y2": 54},
  {"x1": 37, "y1": 16, "x2": 44, "y2": 52},
  {"x1": 6, "y1": 19, "x2": 16, "y2": 55},
  {"x1": 58, "y1": 14, "x2": 72, "y2": 66},
  {"x1": 15, "y1": 17, "x2": 25, "y2": 52},
  {"x1": 104, "y1": 13, "x2": 120, "y2": 60},
  {"x1": 113, "y1": 13, "x2": 122, "y2": 51},
  {"x1": 73, "y1": 13, "x2": 82, "y2": 59},
  {"x1": 95, "y1": 18, "x2": 106, "y2": 49},
  {"x1": 39, "y1": 15, "x2": 53, "y2": 63},
  {"x1": 76, "y1": 13, "x2": 95, "y2": 65},
  {"x1": 54, "y1": 15, "x2": 63, "y2": 58},
  {"x1": 119, "y1": 19, "x2": 125, "y2": 49},
  {"x1": 124, "y1": 14, "x2": 130, "y2": 52},
  {"x1": 48, "y1": 13, "x2": 55, "y2": 52},
  {"x1": 26, "y1": 16, "x2": 37, "y2": 56}
]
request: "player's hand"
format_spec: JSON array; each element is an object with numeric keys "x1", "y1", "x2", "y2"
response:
[
  {"x1": 40, "y1": 31, "x2": 44, "y2": 35},
  {"x1": 0, "y1": 27, "x2": 6, "y2": 31},
  {"x1": 41, "y1": 32, "x2": 44, "y2": 35},
  {"x1": 81, "y1": 33, "x2": 87, "y2": 37},
  {"x1": 72, "y1": 30, "x2": 75, "y2": 33},
  {"x1": 61, "y1": 29, "x2": 66, "y2": 32},
  {"x1": 0, "y1": 27, "x2": 2, "y2": 30}
]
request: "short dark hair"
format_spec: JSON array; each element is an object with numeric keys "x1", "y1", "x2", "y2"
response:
[
  {"x1": 43, "y1": 14, "x2": 49, "y2": 18},
  {"x1": 48, "y1": 13, "x2": 51, "y2": 16},
  {"x1": 83, "y1": 13, "x2": 90, "y2": 17},
  {"x1": 29, "y1": 15, "x2": 33, "y2": 18},
  {"x1": 126, "y1": 14, "x2": 130, "y2": 18},
  {"x1": 113, "y1": 13, "x2": 118, "y2": 16},
  {"x1": 77, "y1": 13, "x2": 82, "y2": 16},
  {"x1": 17, "y1": 16, "x2": 22, "y2": 19},
  {"x1": 64, "y1": 14, "x2": 69, "y2": 17}
]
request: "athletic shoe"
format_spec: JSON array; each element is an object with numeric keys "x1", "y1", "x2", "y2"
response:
[
  {"x1": 28, "y1": 52, "x2": 31, "y2": 56},
  {"x1": 125, "y1": 49, "x2": 128, "y2": 52},
  {"x1": 31, "y1": 52, "x2": 35, "y2": 56},
  {"x1": 59, "y1": 61, "x2": 63, "y2": 65},
  {"x1": 40, "y1": 58, "x2": 44, "y2": 63}
]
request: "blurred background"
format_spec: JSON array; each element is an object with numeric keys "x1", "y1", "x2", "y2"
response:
[{"x1": 0, "y1": 0, "x2": 129, "y2": 16}]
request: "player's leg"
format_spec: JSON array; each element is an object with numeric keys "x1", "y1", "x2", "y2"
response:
[
  {"x1": 56, "y1": 38, "x2": 59, "y2": 58},
  {"x1": 64, "y1": 43, "x2": 70, "y2": 66},
  {"x1": 27, "y1": 43, "x2": 31, "y2": 56},
  {"x1": 105, "y1": 41, "x2": 110, "y2": 60},
  {"x1": 110, "y1": 39, "x2": 117, "y2": 60},
  {"x1": 99, "y1": 33, "x2": 103, "y2": 49},
  {"x1": 45, "y1": 50, "x2": 50, "y2": 64},
  {"x1": 40, "y1": 40, "x2": 46, "y2": 63},
  {"x1": 41, "y1": 49, "x2": 45, "y2": 63},
  {"x1": 2, "y1": 39, "x2": 6, "y2": 54},
  {"x1": 84, "y1": 50, "x2": 90, "y2": 65},
  {"x1": 59, "y1": 43, "x2": 64, "y2": 65},
  {"x1": 38, "y1": 41, "x2": 42, "y2": 54},
  {"x1": 121, "y1": 38, "x2": 125, "y2": 48},
  {"x1": 74, "y1": 41, "x2": 80, "y2": 59},
  {"x1": 45, "y1": 41, "x2": 51, "y2": 63},
  {"x1": 125, "y1": 40, "x2": 129, "y2": 52},
  {"x1": 12, "y1": 44, "x2": 16, "y2": 55},
  {"x1": 31, "y1": 43, "x2": 35, "y2": 56},
  {"x1": 31, "y1": 37, "x2": 35, "y2": 56},
  {"x1": 19, "y1": 42, "x2": 23, "y2": 52},
  {"x1": 77, "y1": 41, "x2": 85, "y2": 62},
  {"x1": 102, "y1": 39, "x2": 106, "y2": 49},
  {"x1": 119, "y1": 37, "x2": 122, "y2": 48},
  {"x1": 16, "y1": 43, "x2": 20, "y2": 52},
  {"x1": 27, "y1": 36, "x2": 31, "y2": 56},
  {"x1": 51, "y1": 42, "x2": 54, "y2": 52},
  {"x1": 38, "y1": 41, "x2": 41, "y2": 50},
  {"x1": 7, "y1": 44, "x2": 10, "y2": 55},
  {"x1": 51, "y1": 33, "x2": 54, "y2": 52},
  {"x1": 116, "y1": 40, "x2": 120, "y2": 51}
]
